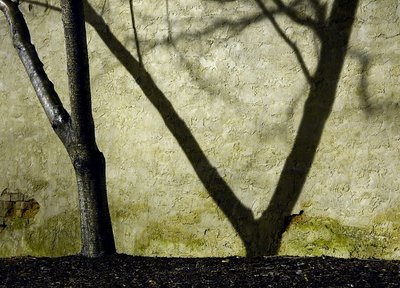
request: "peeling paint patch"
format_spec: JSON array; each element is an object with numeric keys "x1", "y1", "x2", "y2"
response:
[{"x1": 0, "y1": 188, "x2": 40, "y2": 233}]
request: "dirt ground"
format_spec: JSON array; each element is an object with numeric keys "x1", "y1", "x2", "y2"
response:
[{"x1": 0, "y1": 254, "x2": 399, "y2": 287}]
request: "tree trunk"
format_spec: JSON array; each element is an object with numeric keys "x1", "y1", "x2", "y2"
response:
[
  {"x1": 73, "y1": 150, "x2": 115, "y2": 256},
  {"x1": 61, "y1": 0, "x2": 115, "y2": 257},
  {"x1": 0, "y1": 0, "x2": 116, "y2": 257}
]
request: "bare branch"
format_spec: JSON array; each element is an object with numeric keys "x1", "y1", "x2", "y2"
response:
[{"x1": 0, "y1": 0, "x2": 71, "y2": 143}]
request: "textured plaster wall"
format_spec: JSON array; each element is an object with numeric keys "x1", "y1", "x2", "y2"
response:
[{"x1": 0, "y1": 0, "x2": 399, "y2": 258}]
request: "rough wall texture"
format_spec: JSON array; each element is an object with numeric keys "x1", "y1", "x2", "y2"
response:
[{"x1": 0, "y1": 0, "x2": 399, "y2": 258}]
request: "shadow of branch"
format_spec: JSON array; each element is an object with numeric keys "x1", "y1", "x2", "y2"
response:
[
  {"x1": 24, "y1": 0, "x2": 259, "y2": 254},
  {"x1": 83, "y1": 0, "x2": 261, "y2": 249},
  {"x1": 254, "y1": 0, "x2": 314, "y2": 84},
  {"x1": 255, "y1": 0, "x2": 360, "y2": 256},
  {"x1": 349, "y1": 50, "x2": 374, "y2": 114},
  {"x1": 23, "y1": 0, "x2": 360, "y2": 257},
  {"x1": 128, "y1": 0, "x2": 142, "y2": 65}
]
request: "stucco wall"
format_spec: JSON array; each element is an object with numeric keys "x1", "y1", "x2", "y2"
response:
[{"x1": 0, "y1": 0, "x2": 399, "y2": 258}]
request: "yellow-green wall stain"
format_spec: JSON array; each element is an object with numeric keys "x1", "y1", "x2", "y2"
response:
[
  {"x1": 280, "y1": 210, "x2": 400, "y2": 259},
  {"x1": 0, "y1": 212, "x2": 80, "y2": 257},
  {"x1": 111, "y1": 202, "x2": 245, "y2": 257},
  {"x1": 25, "y1": 213, "x2": 80, "y2": 256}
]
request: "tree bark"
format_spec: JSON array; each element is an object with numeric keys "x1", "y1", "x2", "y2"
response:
[
  {"x1": 60, "y1": 0, "x2": 115, "y2": 257},
  {"x1": 0, "y1": 0, "x2": 115, "y2": 257}
]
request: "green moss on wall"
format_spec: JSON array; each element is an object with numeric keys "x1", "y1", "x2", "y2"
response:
[
  {"x1": 0, "y1": 212, "x2": 80, "y2": 257},
  {"x1": 133, "y1": 219, "x2": 208, "y2": 256},
  {"x1": 112, "y1": 204, "x2": 207, "y2": 256},
  {"x1": 111, "y1": 201, "x2": 244, "y2": 257},
  {"x1": 25, "y1": 212, "x2": 80, "y2": 256},
  {"x1": 279, "y1": 211, "x2": 396, "y2": 259},
  {"x1": 372, "y1": 207, "x2": 400, "y2": 259}
]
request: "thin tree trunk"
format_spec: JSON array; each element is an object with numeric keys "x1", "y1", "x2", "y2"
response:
[
  {"x1": 1, "y1": 0, "x2": 115, "y2": 257},
  {"x1": 60, "y1": 0, "x2": 115, "y2": 257},
  {"x1": 72, "y1": 148, "x2": 115, "y2": 256}
]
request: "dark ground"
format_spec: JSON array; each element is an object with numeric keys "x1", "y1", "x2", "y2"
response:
[{"x1": 0, "y1": 254, "x2": 399, "y2": 287}]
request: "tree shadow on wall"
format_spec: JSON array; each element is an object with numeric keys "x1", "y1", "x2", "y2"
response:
[
  {"x1": 27, "y1": 0, "x2": 359, "y2": 256},
  {"x1": 350, "y1": 50, "x2": 400, "y2": 118},
  {"x1": 163, "y1": 0, "x2": 360, "y2": 256},
  {"x1": 249, "y1": 0, "x2": 360, "y2": 255}
]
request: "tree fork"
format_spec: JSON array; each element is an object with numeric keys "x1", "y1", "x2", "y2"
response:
[
  {"x1": 1, "y1": 0, "x2": 116, "y2": 257},
  {"x1": 61, "y1": 0, "x2": 115, "y2": 257}
]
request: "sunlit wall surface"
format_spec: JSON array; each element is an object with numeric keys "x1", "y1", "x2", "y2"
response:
[{"x1": 0, "y1": 0, "x2": 399, "y2": 259}]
